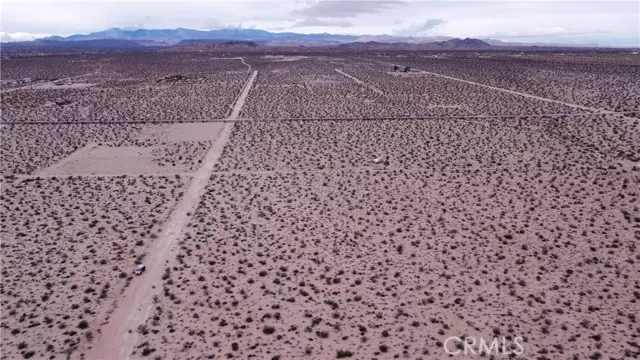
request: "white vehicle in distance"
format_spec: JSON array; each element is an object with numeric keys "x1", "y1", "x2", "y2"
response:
[{"x1": 134, "y1": 264, "x2": 146, "y2": 276}]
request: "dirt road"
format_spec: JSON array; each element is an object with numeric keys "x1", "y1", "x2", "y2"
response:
[
  {"x1": 229, "y1": 70, "x2": 258, "y2": 119},
  {"x1": 86, "y1": 71, "x2": 258, "y2": 360},
  {"x1": 210, "y1": 57, "x2": 252, "y2": 70},
  {"x1": 334, "y1": 69, "x2": 385, "y2": 95},
  {"x1": 378, "y1": 60, "x2": 619, "y2": 115}
]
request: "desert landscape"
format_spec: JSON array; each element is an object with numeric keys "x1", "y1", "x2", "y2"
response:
[{"x1": 1, "y1": 51, "x2": 639, "y2": 360}]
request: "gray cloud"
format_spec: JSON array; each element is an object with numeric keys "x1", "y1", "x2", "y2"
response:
[
  {"x1": 293, "y1": 17, "x2": 353, "y2": 28},
  {"x1": 393, "y1": 18, "x2": 446, "y2": 36},
  {"x1": 293, "y1": 0, "x2": 406, "y2": 18}
]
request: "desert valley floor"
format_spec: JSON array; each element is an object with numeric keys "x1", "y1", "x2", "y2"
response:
[{"x1": 1, "y1": 52, "x2": 639, "y2": 360}]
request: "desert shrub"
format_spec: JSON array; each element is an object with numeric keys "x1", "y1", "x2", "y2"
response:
[{"x1": 336, "y1": 350, "x2": 354, "y2": 358}]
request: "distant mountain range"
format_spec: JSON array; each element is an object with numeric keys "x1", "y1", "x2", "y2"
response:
[
  {"x1": 32, "y1": 27, "x2": 528, "y2": 47},
  {"x1": 34, "y1": 28, "x2": 608, "y2": 48},
  {"x1": 335, "y1": 38, "x2": 493, "y2": 51},
  {"x1": 0, "y1": 27, "x2": 611, "y2": 55},
  {"x1": 40, "y1": 28, "x2": 360, "y2": 46}
]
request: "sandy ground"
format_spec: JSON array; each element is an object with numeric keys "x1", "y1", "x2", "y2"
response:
[
  {"x1": 0, "y1": 175, "x2": 189, "y2": 360},
  {"x1": 1, "y1": 54, "x2": 638, "y2": 360},
  {"x1": 1, "y1": 72, "x2": 249, "y2": 123},
  {"x1": 131, "y1": 160, "x2": 639, "y2": 360},
  {"x1": 240, "y1": 60, "x2": 593, "y2": 119},
  {"x1": 264, "y1": 55, "x2": 309, "y2": 62},
  {"x1": 381, "y1": 61, "x2": 619, "y2": 115}
]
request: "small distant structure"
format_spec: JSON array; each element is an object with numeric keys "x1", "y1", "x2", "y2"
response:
[
  {"x1": 156, "y1": 74, "x2": 186, "y2": 83},
  {"x1": 403, "y1": 66, "x2": 411, "y2": 73},
  {"x1": 373, "y1": 157, "x2": 383, "y2": 164},
  {"x1": 21, "y1": 77, "x2": 32, "y2": 84},
  {"x1": 54, "y1": 99, "x2": 73, "y2": 106}
]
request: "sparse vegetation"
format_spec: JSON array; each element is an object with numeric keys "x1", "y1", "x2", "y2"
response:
[{"x1": 2, "y1": 52, "x2": 638, "y2": 360}]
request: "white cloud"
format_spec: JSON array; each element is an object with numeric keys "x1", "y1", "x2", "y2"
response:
[
  {"x1": 1, "y1": 32, "x2": 52, "y2": 42},
  {"x1": 393, "y1": 19, "x2": 447, "y2": 37}
]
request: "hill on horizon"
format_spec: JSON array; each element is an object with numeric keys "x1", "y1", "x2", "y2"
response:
[{"x1": 0, "y1": 27, "x2": 616, "y2": 56}]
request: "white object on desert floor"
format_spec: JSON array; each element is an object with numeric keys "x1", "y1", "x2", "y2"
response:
[
  {"x1": 134, "y1": 264, "x2": 146, "y2": 275},
  {"x1": 373, "y1": 157, "x2": 382, "y2": 164}
]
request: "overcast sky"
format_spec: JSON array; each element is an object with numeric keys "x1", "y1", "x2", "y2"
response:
[{"x1": 2, "y1": 0, "x2": 639, "y2": 46}]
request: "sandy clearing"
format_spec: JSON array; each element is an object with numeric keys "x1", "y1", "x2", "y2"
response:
[
  {"x1": 87, "y1": 70, "x2": 257, "y2": 360},
  {"x1": 38, "y1": 146, "x2": 154, "y2": 176},
  {"x1": 334, "y1": 69, "x2": 385, "y2": 95},
  {"x1": 138, "y1": 122, "x2": 226, "y2": 142},
  {"x1": 36, "y1": 145, "x2": 202, "y2": 176},
  {"x1": 263, "y1": 55, "x2": 308, "y2": 62},
  {"x1": 34, "y1": 142, "x2": 98, "y2": 176}
]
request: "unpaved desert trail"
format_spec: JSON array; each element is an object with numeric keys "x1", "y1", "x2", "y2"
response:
[
  {"x1": 237, "y1": 57, "x2": 252, "y2": 70},
  {"x1": 378, "y1": 60, "x2": 623, "y2": 115},
  {"x1": 87, "y1": 71, "x2": 258, "y2": 360},
  {"x1": 210, "y1": 57, "x2": 252, "y2": 70},
  {"x1": 334, "y1": 69, "x2": 385, "y2": 95},
  {"x1": 230, "y1": 70, "x2": 258, "y2": 119}
]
